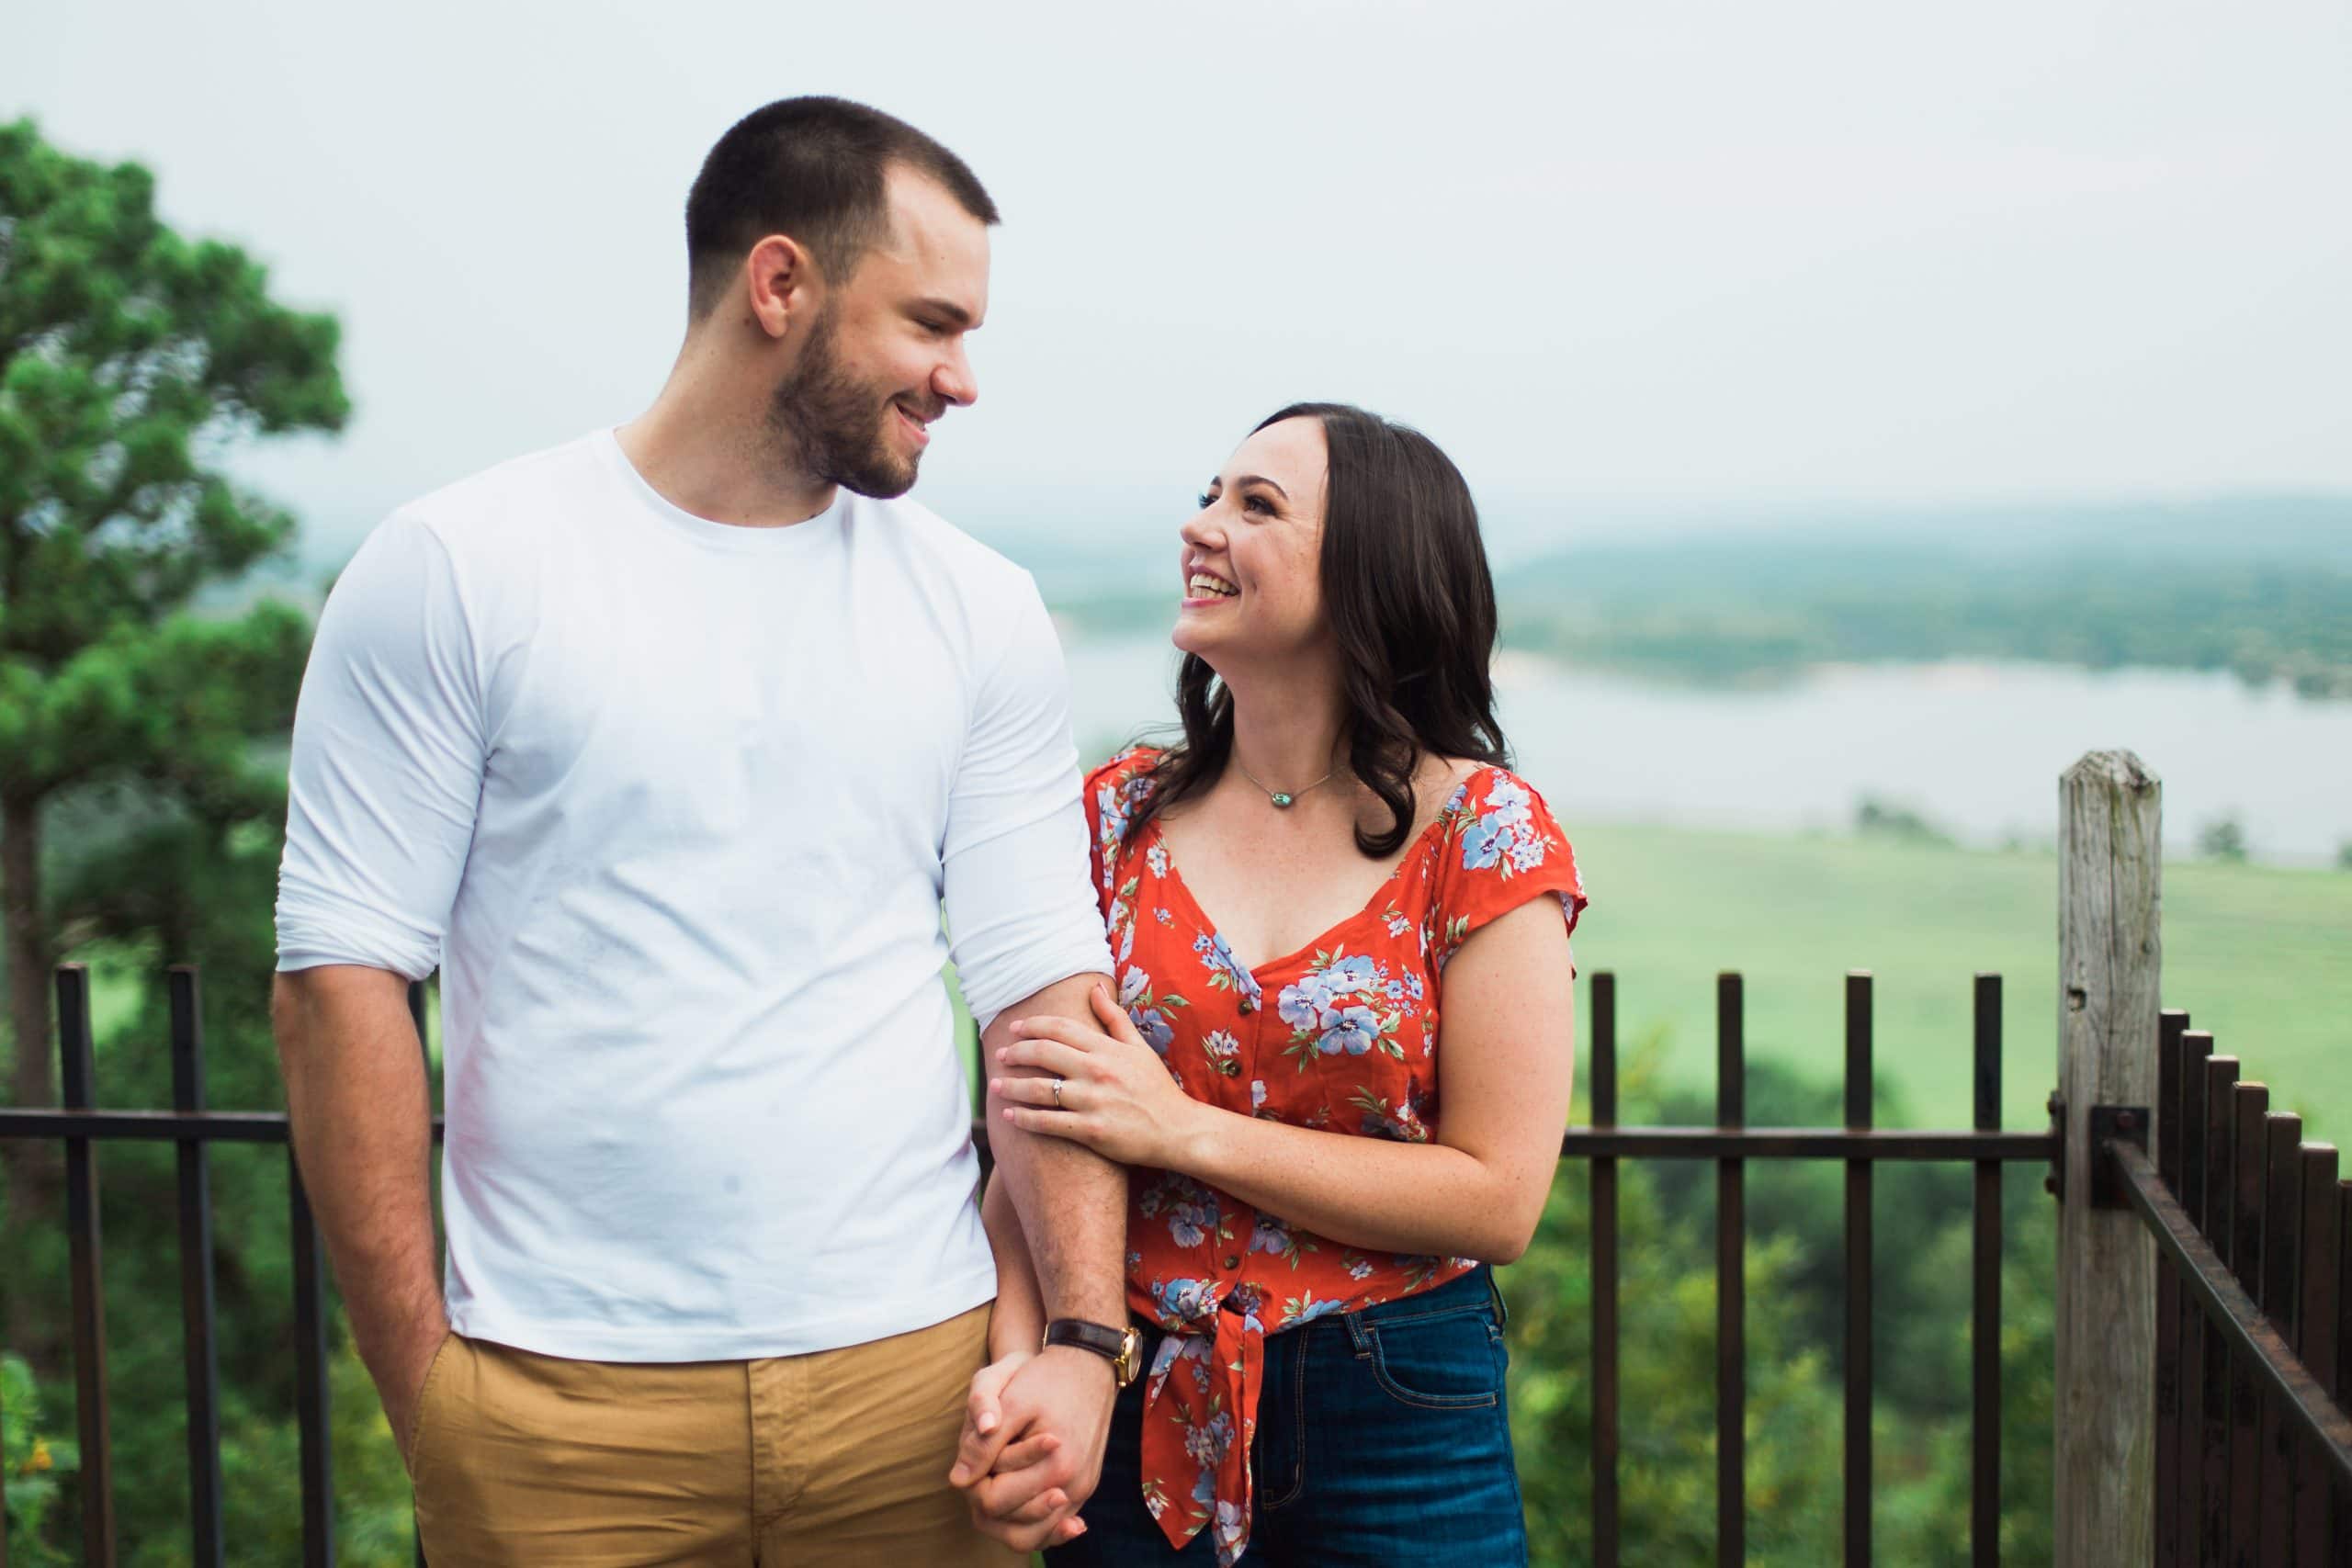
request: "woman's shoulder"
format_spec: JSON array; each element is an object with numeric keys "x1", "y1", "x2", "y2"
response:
[
  {"x1": 1419, "y1": 758, "x2": 1578, "y2": 881},
  {"x1": 1419, "y1": 756, "x2": 1542, "y2": 825},
  {"x1": 1085, "y1": 743, "x2": 1164, "y2": 797}
]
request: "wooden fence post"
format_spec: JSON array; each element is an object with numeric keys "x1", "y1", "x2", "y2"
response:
[{"x1": 2054, "y1": 749, "x2": 2162, "y2": 1562}]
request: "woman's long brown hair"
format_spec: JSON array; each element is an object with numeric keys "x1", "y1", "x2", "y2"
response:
[{"x1": 1122, "y1": 401, "x2": 1511, "y2": 859}]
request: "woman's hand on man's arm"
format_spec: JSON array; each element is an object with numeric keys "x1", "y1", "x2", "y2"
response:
[{"x1": 995, "y1": 899, "x2": 1576, "y2": 1265}]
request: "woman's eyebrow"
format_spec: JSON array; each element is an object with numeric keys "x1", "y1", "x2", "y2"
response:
[{"x1": 1231, "y1": 474, "x2": 1290, "y2": 500}]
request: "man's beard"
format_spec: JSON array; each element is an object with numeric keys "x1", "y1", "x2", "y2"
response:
[{"x1": 766, "y1": 305, "x2": 921, "y2": 501}]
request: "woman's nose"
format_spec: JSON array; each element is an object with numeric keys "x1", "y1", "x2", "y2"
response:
[{"x1": 1180, "y1": 509, "x2": 1222, "y2": 548}]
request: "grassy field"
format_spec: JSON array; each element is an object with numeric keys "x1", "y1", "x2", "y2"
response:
[{"x1": 1565, "y1": 820, "x2": 2352, "y2": 1137}]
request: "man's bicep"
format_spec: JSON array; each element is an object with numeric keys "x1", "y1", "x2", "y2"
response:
[
  {"x1": 276, "y1": 516, "x2": 486, "y2": 981},
  {"x1": 942, "y1": 574, "x2": 1080, "y2": 861},
  {"x1": 943, "y1": 577, "x2": 1111, "y2": 1026},
  {"x1": 945, "y1": 804, "x2": 1113, "y2": 1032}
]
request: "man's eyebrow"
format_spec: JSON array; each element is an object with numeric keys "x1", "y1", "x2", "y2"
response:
[{"x1": 912, "y1": 298, "x2": 976, "y2": 328}]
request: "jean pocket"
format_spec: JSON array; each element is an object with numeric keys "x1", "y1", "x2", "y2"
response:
[{"x1": 1360, "y1": 1306, "x2": 1503, "y2": 1410}]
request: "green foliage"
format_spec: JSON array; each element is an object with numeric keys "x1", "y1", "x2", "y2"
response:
[
  {"x1": 1496, "y1": 528, "x2": 2352, "y2": 697},
  {"x1": 1507, "y1": 1037, "x2": 1845, "y2": 1565},
  {"x1": 2196, "y1": 816, "x2": 2248, "y2": 863},
  {"x1": 1504, "y1": 1032, "x2": 2059, "y2": 1566},
  {"x1": 4, "y1": 1351, "x2": 79, "y2": 1565},
  {"x1": 0, "y1": 113, "x2": 345, "y2": 697},
  {"x1": 1855, "y1": 795, "x2": 1953, "y2": 847},
  {"x1": 0, "y1": 111, "x2": 345, "y2": 1106}
]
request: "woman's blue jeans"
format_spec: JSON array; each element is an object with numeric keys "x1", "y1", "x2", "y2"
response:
[{"x1": 1047, "y1": 1263, "x2": 1529, "y2": 1565}]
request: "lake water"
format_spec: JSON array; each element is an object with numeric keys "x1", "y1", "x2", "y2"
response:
[{"x1": 1062, "y1": 636, "x2": 2352, "y2": 866}]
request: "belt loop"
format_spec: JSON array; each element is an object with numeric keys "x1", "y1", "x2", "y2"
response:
[
  {"x1": 1487, "y1": 1266, "x2": 1510, "y2": 1328},
  {"x1": 1343, "y1": 1308, "x2": 1373, "y2": 1354}
]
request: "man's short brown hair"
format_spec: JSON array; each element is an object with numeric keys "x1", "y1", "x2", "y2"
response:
[{"x1": 684, "y1": 96, "x2": 999, "y2": 320}]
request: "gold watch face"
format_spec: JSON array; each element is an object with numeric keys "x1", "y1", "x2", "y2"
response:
[{"x1": 1115, "y1": 1327, "x2": 1143, "y2": 1388}]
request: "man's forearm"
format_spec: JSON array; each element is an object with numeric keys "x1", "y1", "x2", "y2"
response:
[
  {"x1": 272, "y1": 966, "x2": 446, "y2": 1373},
  {"x1": 979, "y1": 1171, "x2": 1046, "y2": 1359},
  {"x1": 982, "y1": 973, "x2": 1126, "y2": 1324}
]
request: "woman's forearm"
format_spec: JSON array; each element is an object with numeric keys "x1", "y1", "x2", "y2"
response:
[
  {"x1": 980, "y1": 1169, "x2": 1048, "y2": 1359},
  {"x1": 1170, "y1": 1105, "x2": 1540, "y2": 1264}
]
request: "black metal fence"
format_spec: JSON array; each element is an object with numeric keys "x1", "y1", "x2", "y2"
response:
[
  {"x1": 1562, "y1": 970, "x2": 2046, "y2": 1567},
  {"x1": 3, "y1": 963, "x2": 2346, "y2": 1565},
  {"x1": 0, "y1": 965, "x2": 404, "y2": 1567},
  {"x1": 2116, "y1": 1010, "x2": 2352, "y2": 1565}
]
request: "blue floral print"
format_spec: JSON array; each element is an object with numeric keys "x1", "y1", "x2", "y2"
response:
[
  {"x1": 1459, "y1": 775, "x2": 1552, "y2": 876},
  {"x1": 1274, "y1": 949, "x2": 1409, "y2": 1068}
]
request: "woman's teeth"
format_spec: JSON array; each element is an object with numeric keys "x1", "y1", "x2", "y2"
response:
[{"x1": 1188, "y1": 574, "x2": 1238, "y2": 598}]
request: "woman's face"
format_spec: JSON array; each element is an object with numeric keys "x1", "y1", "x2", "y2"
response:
[{"x1": 1173, "y1": 417, "x2": 1330, "y2": 669}]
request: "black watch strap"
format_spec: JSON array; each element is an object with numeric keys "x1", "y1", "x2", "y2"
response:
[{"x1": 1043, "y1": 1318, "x2": 1140, "y2": 1387}]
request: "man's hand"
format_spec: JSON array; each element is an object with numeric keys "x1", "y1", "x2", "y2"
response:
[
  {"x1": 948, "y1": 1345, "x2": 1117, "y2": 1551},
  {"x1": 377, "y1": 1314, "x2": 455, "y2": 1472}
]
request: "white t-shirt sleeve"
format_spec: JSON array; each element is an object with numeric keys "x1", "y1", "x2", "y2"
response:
[
  {"x1": 275, "y1": 513, "x2": 487, "y2": 980},
  {"x1": 941, "y1": 574, "x2": 1115, "y2": 1029}
]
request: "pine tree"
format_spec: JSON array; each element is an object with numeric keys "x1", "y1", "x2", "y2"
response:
[{"x1": 0, "y1": 117, "x2": 345, "y2": 1224}]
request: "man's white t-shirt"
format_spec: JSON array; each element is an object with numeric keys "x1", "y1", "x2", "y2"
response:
[{"x1": 274, "y1": 429, "x2": 1114, "y2": 1362}]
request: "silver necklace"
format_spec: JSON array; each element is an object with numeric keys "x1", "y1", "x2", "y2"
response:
[{"x1": 1233, "y1": 758, "x2": 1340, "y2": 810}]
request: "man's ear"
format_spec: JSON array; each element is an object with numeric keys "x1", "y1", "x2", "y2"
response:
[{"x1": 743, "y1": 234, "x2": 817, "y2": 341}]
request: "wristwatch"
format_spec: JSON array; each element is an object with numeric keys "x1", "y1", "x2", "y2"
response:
[{"x1": 1042, "y1": 1318, "x2": 1144, "y2": 1389}]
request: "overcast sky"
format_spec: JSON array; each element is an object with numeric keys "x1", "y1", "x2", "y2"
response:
[{"x1": 9, "y1": 0, "x2": 2350, "y2": 564}]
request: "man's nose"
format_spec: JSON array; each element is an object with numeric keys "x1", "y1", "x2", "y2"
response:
[{"x1": 933, "y1": 344, "x2": 978, "y2": 409}]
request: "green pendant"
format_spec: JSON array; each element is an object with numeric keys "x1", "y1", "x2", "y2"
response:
[{"x1": 1271, "y1": 793, "x2": 1295, "y2": 808}]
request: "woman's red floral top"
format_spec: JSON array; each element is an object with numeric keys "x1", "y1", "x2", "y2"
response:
[{"x1": 1081, "y1": 748, "x2": 1588, "y2": 1565}]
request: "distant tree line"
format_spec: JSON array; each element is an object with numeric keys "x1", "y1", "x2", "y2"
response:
[{"x1": 1496, "y1": 539, "x2": 2352, "y2": 699}]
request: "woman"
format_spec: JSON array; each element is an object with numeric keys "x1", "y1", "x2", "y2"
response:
[{"x1": 971, "y1": 403, "x2": 1583, "y2": 1564}]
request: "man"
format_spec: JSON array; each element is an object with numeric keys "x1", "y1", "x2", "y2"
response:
[{"x1": 273, "y1": 96, "x2": 1124, "y2": 1562}]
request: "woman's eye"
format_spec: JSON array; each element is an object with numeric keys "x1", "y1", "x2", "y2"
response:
[
  {"x1": 1242, "y1": 495, "x2": 1272, "y2": 514},
  {"x1": 1195, "y1": 491, "x2": 1216, "y2": 511}
]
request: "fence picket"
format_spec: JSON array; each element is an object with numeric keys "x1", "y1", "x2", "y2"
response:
[
  {"x1": 2261, "y1": 1113, "x2": 2304, "y2": 1564},
  {"x1": 2228, "y1": 1083, "x2": 2272, "y2": 1564},
  {"x1": 1716, "y1": 973, "x2": 1745, "y2": 1567},
  {"x1": 2199, "y1": 1053, "x2": 2242, "y2": 1563},
  {"x1": 1973, "y1": 975, "x2": 2006, "y2": 1568},
  {"x1": 1843, "y1": 971, "x2": 1873, "y2": 1567},
  {"x1": 2172, "y1": 1029, "x2": 2211, "y2": 1555},
  {"x1": 1590, "y1": 971, "x2": 1621, "y2": 1568},
  {"x1": 2290, "y1": 1146, "x2": 2339, "y2": 1564},
  {"x1": 56, "y1": 965, "x2": 116, "y2": 1567},
  {"x1": 168, "y1": 967, "x2": 226, "y2": 1568}
]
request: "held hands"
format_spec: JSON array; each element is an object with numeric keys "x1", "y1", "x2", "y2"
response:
[
  {"x1": 948, "y1": 1345, "x2": 1116, "y2": 1551},
  {"x1": 956, "y1": 979, "x2": 1164, "y2": 1546},
  {"x1": 989, "y1": 980, "x2": 1205, "y2": 1168}
]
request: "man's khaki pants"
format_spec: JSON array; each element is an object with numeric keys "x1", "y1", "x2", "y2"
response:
[{"x1": 403, "y1": 1301, "x2": 1024, "y2": 1566}]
